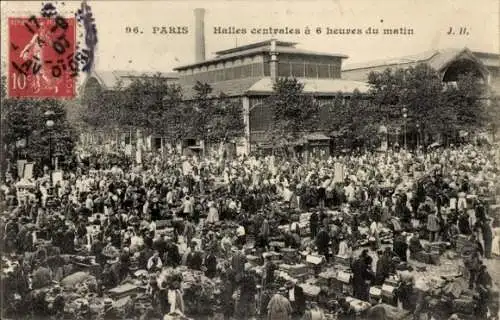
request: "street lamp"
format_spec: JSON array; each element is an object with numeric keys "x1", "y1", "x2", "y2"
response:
[
  {"x1": 402, "y1": 107, "x2": 408, "y2": 150},
  {"x1": 45, "y1": 110, "x2": 55, "y2": 170},
  {"x1": 416, "y1": 123, "x2": 420, "y2": 149}
]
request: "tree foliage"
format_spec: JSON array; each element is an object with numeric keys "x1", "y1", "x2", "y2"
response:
[
  {"x1": 266, "y1": 78, "x2": 320, "y2": 144},
  {"x1": 365, "y1": 63, "x2": 488, "y2": 147},
  {"x1": 1, "y1": 75, "x2": 77, "y2": 168},
  {"x1": 81, "y1": 78, "x2": 244, "y2": 144}
]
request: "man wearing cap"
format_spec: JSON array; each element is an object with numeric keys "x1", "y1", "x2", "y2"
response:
[
  {"x1": 285, "y1": 280, "x2": 305, "y2": 318},
  {"x1": 262, "y1": 254, "x2": 277, "y2": 289},
  {"x1": 231, "y1": 245, "x2": 247, "y2": 284},
  {"x1": 315, "y1": 226, "x2": 330, "y2": 262},
  {"x1": 185, "y1": 241, "x2": 203, "y2": 271}
]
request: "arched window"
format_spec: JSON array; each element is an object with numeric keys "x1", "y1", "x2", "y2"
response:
[{"x1": 442, "y1": 59, "x2": 486, "y2": 83}]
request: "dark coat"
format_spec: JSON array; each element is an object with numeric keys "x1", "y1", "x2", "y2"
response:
[
  {"x1": 164, "y1": 243, "x2": 181, "y2": 268},
  {"x1": 186, "y1": 251, "x2": 203, "y2": 271},
  {"x1": 393, "y1": 235, "x2": 408, "y2": 262},
  {"x1": 289, "y1": 285, "x2": 306, "y2": 315},
  {"x1": 204, "y1": 254, "x2": 217, "y2": 278},
  {"x1": 352, "y1": 258, "x2": 374, "y2": 301},
  {"x1": 315, "y1": 229, "x2": 330, "y2": 255}
]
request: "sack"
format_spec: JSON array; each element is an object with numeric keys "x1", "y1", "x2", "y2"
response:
[{"x1": 452, "y1": 298, "x2": 476, "y2": 314}]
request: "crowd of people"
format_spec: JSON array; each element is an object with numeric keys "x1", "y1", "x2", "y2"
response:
[{"x1": 1, "y1": 141, "x2": 499, "y2": 320}]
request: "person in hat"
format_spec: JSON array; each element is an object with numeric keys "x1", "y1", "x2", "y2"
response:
[
  {"x1": 185, "y1": 241, "x2": 203, "y2": 271},
  {"x1": 206, "y1": 200, "x2": 219, "y2": 224},
  {"x1": 393, "y1": 231, "x2": 408, "y2": 262},
  {"x1": 262, "y1": 254, "x2": 277, "y2": 289},
  {"x1": 147, "y1": 250, "x2": 163, "y2": 272},
  {"x1": 285, "y1": 279, "x2": 305, "y2": 318},
  {"x1": 203, "y1": 247, "x2": 217, "y2": 278},
  {"x1": 475, "y1": 263, "x2": 493, "y2": 318},
  {"x1": 309, "y1": 210, "x2": 319, "y2": 239},
  {"x1": 352, "y1": 251, "x2": 375, "y2": 302},
  {"x1": 426, "y1": 210, "x2": 440, "y2": 242},
  {"x1": 164, "y1": 239, "x2": 181, "y2": 268},
  {"x1": 408, "y1": 233, "x2": 424, "y2": 261},
  {"x1": 31, "y1": 261, "x2": 52, "y2": 289},
  {"x1": 267, "y1": 292, "x2": 292, "y2": 320},
  {"x1": 375, "y1": 249, "x2": 392, "y2": 286},
  {"x1": 315, "y1": 226, "x2": 330, "y2": 262},
  {"x1": 235, "y1": 270, "x2": 257, "y2": 319},
  {"x1": 231, "y1": 244, "x2": 247, "y2": 285}
]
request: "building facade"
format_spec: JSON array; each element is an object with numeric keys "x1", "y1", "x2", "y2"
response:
[{"x1": 174, "y1": 39, "x2": 370, "y2": 154}]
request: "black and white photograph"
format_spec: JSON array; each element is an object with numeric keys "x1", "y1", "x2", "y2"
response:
[{"x1": 0, "y1": 0, "x2": 499, "y2": 319}]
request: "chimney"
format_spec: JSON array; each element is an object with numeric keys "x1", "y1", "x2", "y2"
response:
[
  {"x1": 194, "y1": 8, "x2": 206, "y2": 63},
  {"x1": 269, "y1": 39, "x2": 279, "y2": 83}
]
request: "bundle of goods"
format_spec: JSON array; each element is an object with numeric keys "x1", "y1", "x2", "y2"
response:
[
  {"x1": 299, "y1": 283, "x2": 322, "y2": 301},
  {"x1": 381, "y1": 277, "x2": 399, "y2": 305},
  {"x1": 266, "y1": 251, "x2": 282, "y2": 262},
  {"x1": 281, "y1": 248, "x2": 299, "y2": 264},
  {"x1": 269, "y1": 241, "x2": 286, "y2": 250},
  {"x1": 333, "y1": 255, "x2": 351, "y2": 268},
  {"x1": 334, "y1": 270, "x2": 353, "y2": 295},
  {"x1": 379, "y1": 228, "x2": 394, "y2": 244},
  {"x1": 279, "y1": 263, "x2": 309, "y2": 281},
  {"x1": 455, "y1": 235, "x2": 470, "y2": 253},
  {"x1": 180, "y1": 269, "x2": 217, "y2": 315},
  {"x1": 364, "y1": 303, "x2": 411, "y2": 320},
  {"x1": 61, "y1": 271, "x2": 95, "y2": 288},
  {"x1": 451, "y1": 295, "x2": 477, "y2": 317},
  {"x1": 427, "y1": 241, "x2": 450, "y2": 254},
  {"x1": 246, "y1": 255, "x2": 261, "y2": 267},
  {"x1": 344, "y1": 296, "x2": 372, "y2": 314},
  {"x1": 108, "y1": 283, "x2": 144, "y2": 299},
  {"x1": 369, "y1": 286, "x2": 382, "y2": 304},
  {"x1": 317, "y1": 269, "x2": 337, "y2": 287},
  {"x1": 306, "y1": 254, "x2": 326, "y2": 276},
  {"x1": 413, "y1": 249, "x2": 441, "y2": 265}
]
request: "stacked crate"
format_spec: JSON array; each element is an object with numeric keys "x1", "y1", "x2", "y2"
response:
[
  {"x1": 279, "y1": 263, "x2": 309, "y2": 282},
  {"x1": 455, "y1": 235, "x2": 470, "y2": 253}
]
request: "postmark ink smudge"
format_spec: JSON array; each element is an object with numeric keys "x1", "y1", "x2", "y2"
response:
[{"x1": 75, "y1": 0, "x2": 97, "y2": 73}]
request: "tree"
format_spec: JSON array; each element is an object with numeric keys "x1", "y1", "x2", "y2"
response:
[
  {"x1": 266, "y1": 78, "x2": 319, "y2": 145},
  {"x1": 81, "y1": 73, "x2": 184, "y2": 141},
  {"x1": 205, "y1": 93, "x2": 245, "y2": 144},
  {"x1": 367, "y1": 63, "x2": 488, "y2": 147},
  {"x1": 184, "y1": 83, "x2": 245, "y2": 144},
  {"x1": 1, "y1": 75, "x2": 77, "y2": 174}
]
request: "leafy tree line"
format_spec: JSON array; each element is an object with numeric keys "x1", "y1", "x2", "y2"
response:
[
  {"x1": 81, "y1": 74, "x2": 245, "y2": 144},
  {"x1": 266, "y1": 63, "x2": 492, "y2": 149},
  {"x1": 1, "y1": 76, "x2": 77, "y2": 176}
]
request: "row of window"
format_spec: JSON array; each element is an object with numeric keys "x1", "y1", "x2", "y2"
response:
[
  {"x1": 249, "y1": 100, "x2": 370, "y2": 131},
  {"x1": 179, "y1": 61, "x2": 343, "y2": 84},
  {"x1": 181, "y1": 63, "x2": 265, "y2": 84},
  {"x1": 278, "y1": 62, "x2": 341, "y2": 79}
]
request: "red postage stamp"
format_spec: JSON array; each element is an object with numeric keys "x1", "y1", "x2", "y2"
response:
[{"x1": 8, "y1": 16, "x2": 77, "y2": 98}]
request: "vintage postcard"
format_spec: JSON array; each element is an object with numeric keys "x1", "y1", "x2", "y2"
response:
[{"x1": 0, "y1": 0, "x2": 499, "y2": 319}]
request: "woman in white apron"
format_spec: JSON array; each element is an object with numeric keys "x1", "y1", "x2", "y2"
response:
[
  {"x1": 491, "y1": 225, "x2": 500, "y2": 257},
  {"x1": 206, "y1": 201, "x2": 219, "y2": 224}
]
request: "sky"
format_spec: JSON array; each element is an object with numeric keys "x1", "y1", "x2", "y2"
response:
[{"x1": 1, "y1": 0, "x2": 499, "y2": 74}]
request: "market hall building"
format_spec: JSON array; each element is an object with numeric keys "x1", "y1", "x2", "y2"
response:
[
  {"x1": 173, "y1": 38, "x2": 370, "y2": 155},
  {"x1": 342, "y1": 48, "x2": 500, "y2": 96}
]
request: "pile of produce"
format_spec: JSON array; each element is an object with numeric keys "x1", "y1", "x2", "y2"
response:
[
  {"x1": 181, "y1": 269, "x2": 217, "y2": 315},
  {"x1": 156, "y1": 267, "x2": 217, "y2": 315}
]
